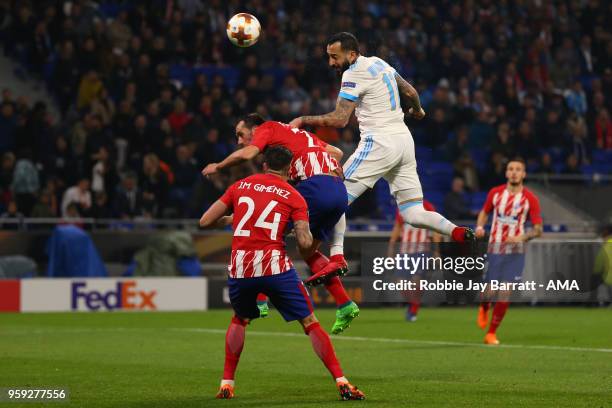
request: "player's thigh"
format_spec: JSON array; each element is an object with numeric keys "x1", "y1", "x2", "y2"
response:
[
  {"x1": 384, "y1": 155, "x2": 423, "y2": 202},
  {"x1": 228, "y1": 277, "x2": 261, "y2": 319},
  {"x1": 297, "y1": 175, "x2": 348, "y2": 241},
  {"x1": 264, "y1": 269, "x2": 314, "y2": 322},
  {"x1": 344, "y1": 135, "x2": 398, "y2": 190}
]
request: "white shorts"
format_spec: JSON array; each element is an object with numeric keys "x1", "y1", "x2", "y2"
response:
[{"x1": 343, "y1": 131, "x2": 423, "y2": 201}]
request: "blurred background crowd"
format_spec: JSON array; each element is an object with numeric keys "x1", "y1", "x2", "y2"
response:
[{"x1": 0, "y1": 0, "x2": 611, "y2": 222}]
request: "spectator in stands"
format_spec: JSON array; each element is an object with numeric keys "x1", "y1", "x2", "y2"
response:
[
  {"x1": 538, "y1": 152, "x2": 555, "y2": 175},
  {"x1": 170, "y1": 144, "x2": 198, "y2": 212},
  {"x1": 594, "y1": 109, "x2": 612, "y2": 150},
  {"x1": 491, "y1": 122, "x2": 515, "y2": 158},
  {"x1": 88, "y1": 191, "x2": 112, "y2": 219},
  {"x1": 444, "y1": 177, "x2": 475, "y2": 220},
  {"x1": 566, "y1": 114, "x2": 590, "y2": 165},
  {"x1": 167, "y1": 98, "x2": 192, "y2": 135},
  {"x1": 113, "y1": 171, "x2": 143, "y2": 219},
  {"x1": 515, "y1": 121, "x2": 538, "y2": 165},
  {"x1": 0, "y1": 102, "x2": 16, "y2": 153},
  {"x1": 562, "y1": 153, "x2": 582, "y2": 176},
  {"x1": 0, "y1": 152, "x2": 15, "y2": 202},
  {"x1": 564, "y1": 81, "x2": 588, "y2": 116},
  {"x1": 0, "y1": 200, "x2": 23, "y2": 230},
  {"x1": 61, "y1": 177, "x2": 91, "y2": 216},
  {"x1": 77, "y1": 70, "x2": 103, "y2": 110},
  {"x1": 31, "y1": 189, "x2": 56, "y2": 218},
  {"x1": 453, "y1": 153, "x2": 480, "y2": 192},
  {"x1": 483, "y1": 152, "x2": 508, "y2": 189},
  {"x1": 11, "y1": 149, "x2": 39, "y2": 216},
  {"x1": 141, "y1": 153, "x2": 169, "y2": 217}
]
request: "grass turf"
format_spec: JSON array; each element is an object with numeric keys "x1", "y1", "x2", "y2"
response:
[{"x1": 1, "y1": 307, "x2": 611, "y2": 408}]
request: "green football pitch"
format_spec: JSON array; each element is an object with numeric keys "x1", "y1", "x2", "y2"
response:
[{"x1": 1, "y1": 308, "x2": 611, "y2": 408}]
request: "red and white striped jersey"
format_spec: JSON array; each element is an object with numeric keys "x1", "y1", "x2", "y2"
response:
[
  {"x1": 251, "y1": 121, "x2": 340, "y2": 181},
  {"x1": 395, "y1": 200, "x2": 435, "y2": 253},
  {"x1": 219, "y1": 173, "x2": 309, "y2": 278},
  {"x1": 482, "y1": 185, "x2": 542, "y2": 252}
]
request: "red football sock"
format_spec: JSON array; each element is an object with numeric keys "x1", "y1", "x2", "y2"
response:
[
  {"x1": 487, "y1": 302, "x2": 509, "y2": 334},
  {"x1": 306, "y1": 251, "x2": 328, "y2": 274},
  {"x1": 409, "y1": 301, "x2": 420, "y2": 315},
  {"x1": 451, "y1": 227, "x2": 466, "y2": 242},
  {"x1": 256, "y1": 293, "x2": 267, "y2": 303},
  {"x1": 324, "y1": 276, "x2": 351, "y2": 307},
  {"x1": 480, "y1": 301, "x2": 491, "y2": 313},
  {"x1": 223, "y1": 316, "x2": 247, "y2": 380},
  {"x1": 304, "y1": 322, "x2": 344, "y2": 379}
]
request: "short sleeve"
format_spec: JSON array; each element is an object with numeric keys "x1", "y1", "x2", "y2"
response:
[
  {"x1": 339, "y1": 70, "x2": 365, "y2": 102},
  {"x1": 527, "y1": 192, "x2": 543, "y2": 225},
  {"x1": 291, "y1": 193, "x2": 309, "y2": 223},
  {"x1": 482, "y1": 188, "x2": 496, "y2": 214},
  {"x1": 251, "y1": 122, "x2": 275, "y2": 151},
  {"x1": 219, "y1": 183, "x2": 235, "y2": 209}
]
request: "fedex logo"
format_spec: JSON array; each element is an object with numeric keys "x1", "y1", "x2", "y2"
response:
[{"x1": 71, "y1": 281, "x2": 157, "y2": 311}]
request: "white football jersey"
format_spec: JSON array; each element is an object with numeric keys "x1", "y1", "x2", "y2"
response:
[{"x1": 339, "y1": 55, "x2": 408, "y2": 136}]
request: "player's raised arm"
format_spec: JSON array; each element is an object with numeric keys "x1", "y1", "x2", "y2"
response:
[
  {"x1": 394, "y1": 72, "x2": 426, "y2": 120},
  {"x1": 201, "y1": 145, "x2": 260, "y2": 177},
  {"x1": 290, "y1": 96, "x2": 357, "y2": 129}
]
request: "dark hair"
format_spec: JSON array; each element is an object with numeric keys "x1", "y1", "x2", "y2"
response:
[
  {"x1": 507, "y1": 157, "x2": 526, "y2": 168},
  {"x1": 240, "y1": 112, "x2": 265, "y2": 129},
  {"x1": 326, "y1": 32, "x2": 360, "y2": 52},
  {"x1": 263, "y1": 146, "x2": 293, "y2": 171}
]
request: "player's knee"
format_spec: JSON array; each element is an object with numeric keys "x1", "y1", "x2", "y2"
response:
[
  {"x1": 399, "y1": 201, "x2": 425, "y2": 225},
  {"x1": 232, "y1": 315, "x2": 249, "y2": 326},
  {"x1": 300, "y1": 314, "x2": 318, "y2": 333}
]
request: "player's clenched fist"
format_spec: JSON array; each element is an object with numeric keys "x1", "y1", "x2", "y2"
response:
[
  {"x1": 408, "y1": 107, "x2": 426, "y2": 120},
  {"x1": 202, "y1": 163, "x2": 219, "y2": 177},
  {"x1": 288, "y1": 117, "x2": 303, "y2": 129}
]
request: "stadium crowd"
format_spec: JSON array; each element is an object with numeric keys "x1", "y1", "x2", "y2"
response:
[{"x1": 0, "y1": 0, "x2": 611, "y2": 221}]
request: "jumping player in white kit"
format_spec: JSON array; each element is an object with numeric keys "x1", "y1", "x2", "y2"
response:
[{"x1": 290, "y1": 32, "x2": 474, "y2": 273}]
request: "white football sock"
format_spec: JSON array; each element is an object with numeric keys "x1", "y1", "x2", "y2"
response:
[
  {"x1": 330, "y1": 214, "x2": 346, "y2": 256},
  {"x1": 399, "y1": 201, "x2": 456, "y2": 236}
]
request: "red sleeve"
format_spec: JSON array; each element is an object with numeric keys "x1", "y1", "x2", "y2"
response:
[
  {"x1": 527, "y1": 191, "x2": 543, "y2": 225},
  {"x1": 290, "y1": 191, "x2": 309, "y2": 223},
  {"x1": 251, "y1": 122, "x2": 275, "y2": 151},
  {"x1": 482, "y1": 187, "x2": 497, "y2": 214},
  {"x1": 219, "y1": 183, "x2": 235, "y2": 209}
]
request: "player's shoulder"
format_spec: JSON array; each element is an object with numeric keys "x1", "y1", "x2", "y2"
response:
[
  {"x1": 489, "y1": 184, "x2": 507, "y2": 195},
  {"x1": 521, "y1": 186, "x2": 540, "y2": 202}
]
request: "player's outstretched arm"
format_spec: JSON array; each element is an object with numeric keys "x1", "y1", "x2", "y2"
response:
[
  {"x1": 394, "y1": 73, "x2": 425, "y2": 120},
  {"x1": 201, "y1": 145, "x2": 260, "y2": 177},
  {"x1": 199, "y1": 200, "x2": 231, "y2": 229},
  {"x1": 294, "y1": 220, "x2": 313, "y2": 252},
  {"x1": 290, "y1": 96, "x2": 356, "y2": 129}
]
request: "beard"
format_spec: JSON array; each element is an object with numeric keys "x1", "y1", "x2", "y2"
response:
[{"x1": 334, "y1": 59, "x2": 351, "y2": 79}]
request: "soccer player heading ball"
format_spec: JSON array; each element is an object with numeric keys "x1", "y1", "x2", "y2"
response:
[
  {"x1": 200, "y1": 146, "x2": 365, "y2": 400},
  {"x1": 290, "y1": 32, "x2": 475, "y2": 268}
]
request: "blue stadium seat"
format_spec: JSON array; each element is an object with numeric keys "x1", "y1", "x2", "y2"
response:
[{"x1": 592, "y1": 149, "x2": 612, "y2": 165}]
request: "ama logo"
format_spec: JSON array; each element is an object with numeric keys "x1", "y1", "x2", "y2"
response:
[{"x1": 72, "y1": 281, "x2": 157, "y2": 311}]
